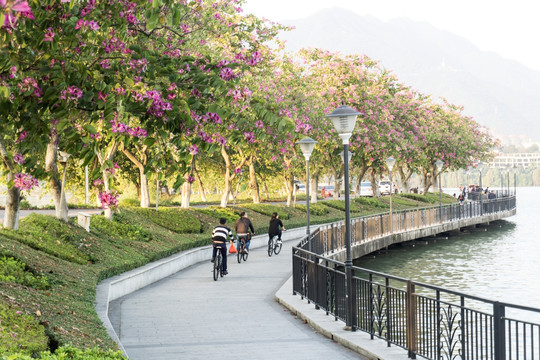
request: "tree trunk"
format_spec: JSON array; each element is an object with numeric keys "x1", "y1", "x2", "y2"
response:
[
  {"x1": 45, "y1": 140, "x2": 69, "y2": 221},
  {"x1": 284, "y1": 173, "x2": 294, "y2": 207},
  {"x1": 248, "y1": 161, "x2": 260, "y2": 204},
  {"x1": 193, "y1": 161, "x2": 207, "y2": 202},
  {"x1": 310, "y1": 173, "x2": 318, "y2": 204},
  {"x1": 220, "y1": 146, "x2": 232, "y2": 208},
  {"x1": 3, "y1": 171, "x2": 20, "y2": 230},
  {"x1": 0, "y1": 138, "x2": 20, "y2": 229},
  {"x1": 121, "y1": 147, "x2": 149, "y2": 208},
  {"x1": 139, "y1": 169, "x2": 151, "y2": 208},
  {"x1": 181, "y1": 180, "x2": 191, "y2": 208},
  {"x1": 422, "y1": 170, "x2": 433, "y2": 194},
  {"x1": 398, "y1": 166, "x2": 414, "y2": 192},
  {"x1": 333, "y1": 170, "x2": 340, "y2": 199},
  {"x1": 370, "y1": 171, "x2": 378, "y2": 196}
]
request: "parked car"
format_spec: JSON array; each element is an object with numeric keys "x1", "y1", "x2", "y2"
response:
[
  {"x1": 379, "y1": 180, "x2": 392, "y2": 195},
  {"x1": 358, "y1": 181, "x2": 374, "y2": 197}
]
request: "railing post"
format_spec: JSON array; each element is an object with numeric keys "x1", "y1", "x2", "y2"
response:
[
  {"x1": 493, "y1": 301, "x2": 506, "y2": 360},
  {"x1": 351, "y1": 267, "x2": 357, "y2": 331},
  {"x1": 406, "y1": 281, "x2": 417, "y2": 358},
  {"x1": 314, "y1": 256, "x2": 320, "y2": 310}
]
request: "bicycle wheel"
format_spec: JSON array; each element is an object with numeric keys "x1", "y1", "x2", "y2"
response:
[
  {"x1": 267, "y1": 239, "x2": 273, "y2": 257},
  {"x1": 237, "y1": 243, "x2": 242, "y2": 263},
  {"x1": 213, "y1": 253, "x2": 220, "y2": 281},
  {"x1": 242, "y1": 249, "x2": 249, "y2": 261},
  {"x1": 274, "y1": 239, "x2": 282, "y2": 255}
]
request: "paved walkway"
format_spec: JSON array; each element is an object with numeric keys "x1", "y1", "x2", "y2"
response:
[{"x1": 109, "y1": 239, "x2": 367, "y2": 360}]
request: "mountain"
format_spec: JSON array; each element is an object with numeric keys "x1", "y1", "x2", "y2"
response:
[{"x1": 277, "y1": 7, "x2": 540, "y2": 144}]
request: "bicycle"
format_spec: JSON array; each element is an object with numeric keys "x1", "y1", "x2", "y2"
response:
[
  {"x1": 212, "y1": 247, "x2": 224, "y2": 281},
  {"x1": 267, "y1": 234, "x2": 282, "y2": 257},
  {"x1": 236, "y1": 235, "x2": 249, "y2": 263}
]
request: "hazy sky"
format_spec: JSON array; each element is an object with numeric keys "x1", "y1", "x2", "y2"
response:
[{"x1": 242, "y1": 0, "x2": 540, "y2": 71}]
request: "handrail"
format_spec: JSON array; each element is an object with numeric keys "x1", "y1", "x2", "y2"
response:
[{"x1": 292, "y1": 195, "x2": 540, "y2": 359}]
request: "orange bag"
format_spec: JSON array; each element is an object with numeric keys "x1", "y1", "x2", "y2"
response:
[{"x1": 229, "y1": 242, "x2": 237, "y2": 254}]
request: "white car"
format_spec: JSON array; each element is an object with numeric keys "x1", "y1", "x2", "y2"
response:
[
  {"x1": 379, "y1": 180, "x2": 392, "y2": 195},
  {"x1": 358, "y1": 181, "x2": 374, "y2": 196}
]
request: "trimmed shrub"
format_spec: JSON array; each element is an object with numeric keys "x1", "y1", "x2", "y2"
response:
[
  {"x1": 0, "y1": 256, "x2": 49, "y2": 289},
  {"x1": 0, "y1": 214, "x2": 90, "y2": 264},
  {"x1": 131, "y1": 208, "x2": 202, "y2": 233},
  {"x1": 353, "y1": 197, "x2": 388, "y2": 208},
  {"x1": 323, "y1": 199, "x2": 363, "y2": 213},
  {"x1": 2, "y1": 346, "x2": 126, "y2": 360},
  {"x1": 90, "y1": 214, "x2": 153, "y2": 242},
  {"x1": 295, "y1": 202, "x2": 329, "y2": 216},
  {"x1": 242, "y1": 203, "x2": 292, "y2": 219},
  {"x1": 0, "y1": 304, "x2": 48, "y2": 356},
  {"x1": 118, "y1": 198, "x2": 140, "y2": 207},
  {"x1": 195, "y1": 206, "x2": 239, "y2": 224}
]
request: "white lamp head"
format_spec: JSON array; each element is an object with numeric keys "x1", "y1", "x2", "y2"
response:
[
  {"x1": 326, "y1": 103, "x2": 362, "y2": 145},
  {"x1": 297, "y1": 137, "x2": 317, "y2": 161},
  {"x1": 385, "y1": 156, "x2": 396, "y2": 171}
]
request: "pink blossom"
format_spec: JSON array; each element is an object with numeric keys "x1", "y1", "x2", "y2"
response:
[
  {"x1": 187, "y1": 176, "x2": 195, "y2": 183},
  {"x1": 13, "y1": 153, "x2": 24, "y2": 164},
  {"x1": 16, "y1": 131, "x2": 27, "y2": 143},
  {"x1": 98, "y1": 190, "x2": 119, "y2": 209},
  {"x1": 43, "y1": 27, "x2": 55, "y2": 41},
  {"x1": 189, "y1": 144, "x2": 199, "y2": 155},
  {"x1": 13, "y1": 173, "x2": 38, "y2": 191},
  {"x1": 234, "y1": 168, "x2": 243, "y2": 175}
]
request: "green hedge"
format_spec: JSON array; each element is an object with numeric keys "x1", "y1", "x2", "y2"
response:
[
  {"x1": 322, "y1": 199, "x2": 364, "y2": 213},
  {"x1": 0, "y1": 214, "x2": 90, "y2": 265},
  {"x1": 0, "y1": 303, "x2": 48, "y2": 356},
  {"x1": 91, "y1": 214, "x2": 153, "y2": 242},
  {"x1": 2, "y1": 346, "x2": 126, "y2": 360},
  {"x1": 0, "y1": 255, "x2": 49, "y2": 289},
  {"x1": 294, "y1": 202, "x2": 329, "y2": 216},
  {"x1": 242, "y1": 203, "x2": 292, "y2": 219},
  {"x1": 353, "y1": 197, "x2": 388, "y2": 208},
  {"x1": 131, "y1": 208, "x2": 202, "y2": 233},
  {"x1": 195, "y1": 206, "x2": 240, "y2": 224}
]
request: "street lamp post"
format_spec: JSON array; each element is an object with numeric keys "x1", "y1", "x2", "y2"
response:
[
  {"x1": 513, "y1": 164, "x2": 517, "y2": 195},
  {"x1": 435, "y1": 160, "x2": 444, "y2": 223},
  {"x1": 326, "y1": 103, "x2": 362, "y2": 331},
  {"x1": 478, "y1": 162, "x2": 484, "y2": 215},
  {"x1": 297, "y1": 137, "x2": 318, "y2": 246},
  {"x1": 58, "y1": 151, "x2": 71, "y2": 208},
  {"x1": 385, "y1": 156, "x2": 395, "y2": 234},
  {"x1": 340, "y1": 150, "x2": 354, "y2": 198}
]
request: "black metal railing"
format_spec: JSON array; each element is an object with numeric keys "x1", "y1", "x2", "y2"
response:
[
  {"x1": 292, "y1": 195, "x2": 539, "y2": 359},
  {"x1": 303, "y1": 195, "x2": 516, "y2": 256}
]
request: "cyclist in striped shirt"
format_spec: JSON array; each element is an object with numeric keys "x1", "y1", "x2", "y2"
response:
[{"x1": 211, "y1": 218, "x2": 233, "y2": 275}]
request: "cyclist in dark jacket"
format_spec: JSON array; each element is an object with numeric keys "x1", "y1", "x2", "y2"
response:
[
  {"x1": 268, "y1": 212, "x2": 285, "y2": 243},
  {"x1": 234, "y1": 212, "x2": 255, "y2": 253}
]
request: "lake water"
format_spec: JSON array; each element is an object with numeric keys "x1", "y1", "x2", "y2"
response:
[{"x1": 355, "y1": 187, "x2": 540, "y2": 310}]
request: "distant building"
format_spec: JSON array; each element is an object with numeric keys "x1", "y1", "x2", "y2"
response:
[{"x1": 489, "y1": 153, "x2": 540, "y2": 168}]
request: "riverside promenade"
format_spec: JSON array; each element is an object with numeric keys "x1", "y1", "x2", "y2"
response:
[{"x1": 101, "y1": 227, "x2": 408, "y2": 359}]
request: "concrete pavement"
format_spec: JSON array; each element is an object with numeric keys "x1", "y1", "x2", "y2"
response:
[{"x1": 104, "y1": 229, "x2": 409, "y2": 359}]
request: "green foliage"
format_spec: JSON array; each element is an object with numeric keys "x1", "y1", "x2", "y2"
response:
[
  {"x1": 0, "y1": 256, "x2": 49, "y2": 289},
  {"x1": 241, "y1": 203, "x2": 292, "y2": 219},
  {"x1": 1, "y1": 346, "x2": 126, "y2": 360},
  {"x1": 118, "y1": 198, "x2": 140, "y2": 207},
  {"x1": 294, "y1": 202, "x2": 329, "y2": 216},
  {"x1": 323, "y1": 199, "x2": 365, "y2": 213},
  {"x1": 90, "y1": 214, "x2": 153, "y2": 242},
  {"x1": 400, "y1": 192, "x2": 456, "y2": 204},
  {"x1": 0, "y1": 214, "x2": 90, "y2": 265},
  {"x1": 195, "y1": 206, "x2": 239, "y2": 224},
  {"x1": 353, "y1": 197, "x2": 389, "y2": 208},
  {"x1": 0, "y1": 304, "x2": 48, "y2": 356},
  {"x1": 131, "y1": 208, "x2": 202, "y2": 233}
]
